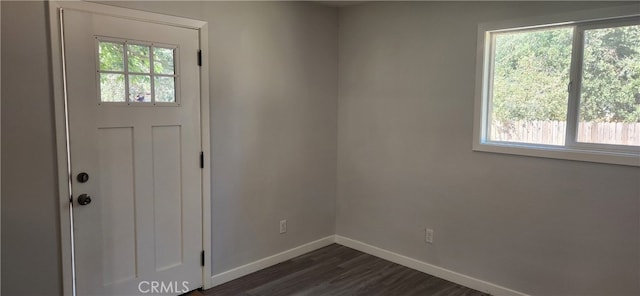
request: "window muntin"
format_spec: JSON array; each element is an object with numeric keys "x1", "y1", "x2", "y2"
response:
[
  {"x1": 96, "y1": 38, "x2": 178, "y2": 105},
  {"x1": 477, "y1": 15, "x2": 640, "y2": 165}
]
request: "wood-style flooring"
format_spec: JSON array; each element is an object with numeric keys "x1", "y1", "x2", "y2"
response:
[{"x1": 193, "y1": 244, "x2": 489, "y2": 296}]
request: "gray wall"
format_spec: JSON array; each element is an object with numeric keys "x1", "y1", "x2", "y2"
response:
[
  {"x1": 204, "y1": 1, "x2": 338, "y2": 273},
  {"x1": 1, "y1": 1, "x2": 337, "y2": 294},
  {"x1": 200, "y1": 2, "x2": 338, "y2": 273},
  {"x1": 2, "y1": 1, "x2": 639, "y2": 296},
  {"x1": 1, "y1": 2, "x2": 62, "y2": 295},
  {"x1": 337, "y1": 2, "x2": 640, "y2": 295}
]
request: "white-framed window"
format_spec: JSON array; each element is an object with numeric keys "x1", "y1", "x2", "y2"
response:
[
  {"x1": 473, "y1": 5, "x2": 640, "y2": 166},
  {"x1": 95, "y1": 37, "x2": 180, "y2": 106}
]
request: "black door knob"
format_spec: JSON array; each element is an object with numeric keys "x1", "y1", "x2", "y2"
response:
[
  {"x1": 77, "y1": 194, "x2": 92, "y2": 206},
  {"x1": 77, "y1": 172, "x2": 89, "y2": 183}
]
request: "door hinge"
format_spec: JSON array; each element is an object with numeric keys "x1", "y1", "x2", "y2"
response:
[
  {"x1": 197, "y1": 50, "x2": 202, "y2": 67},
  {"x1": 201, "y1": 250, "x2": 205, "y2": 266},
  {"x1": 200, "y1": 151, "x2": 204, "y2": 169}
]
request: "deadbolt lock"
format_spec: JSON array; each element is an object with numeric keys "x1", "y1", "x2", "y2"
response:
[{"x1": 77, "y1": 194, "x2": 92, "y2": 206}]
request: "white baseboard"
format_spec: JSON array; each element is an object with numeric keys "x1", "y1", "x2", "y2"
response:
[
  {"x1": 210, "y1": 235, "x2": 335, "y2": 287},
  {"x1": 334, "y1": 235, "x2": 528, "y2": 296},
  {"x1": 209, "y1": 234, "x2": 526, "y2": 296}
]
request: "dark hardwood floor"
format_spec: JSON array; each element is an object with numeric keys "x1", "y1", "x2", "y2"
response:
[{"x1": 196, "y1": 244, "x2": 489, "y2": 296}]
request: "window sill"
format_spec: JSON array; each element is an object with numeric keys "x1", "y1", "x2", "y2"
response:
[{"x1": 472, "y1": 141, "x2": 640, "y2": 167}]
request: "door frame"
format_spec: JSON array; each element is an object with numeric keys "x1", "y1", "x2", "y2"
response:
[{"x1": 48, "y1": 2, "x2": 212, "y2": 295}]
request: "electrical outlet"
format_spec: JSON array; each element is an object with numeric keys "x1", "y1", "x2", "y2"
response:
[
  {"x1": 425, "y1": 228, "x2": 434, "y2": 244},
  {"x1": 280, "y1": 220, "x2": 287, "y2": 234}
]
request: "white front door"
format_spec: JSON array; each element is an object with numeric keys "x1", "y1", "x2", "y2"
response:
[{"x1": 63, "y1": 8, "x2": 203, "y2": 295}]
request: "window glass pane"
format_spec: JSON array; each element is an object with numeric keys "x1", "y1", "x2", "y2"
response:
[
  {"x1": 99, "y1": 42, "x2": 124, "y2": 71},
  {"x1": 127, "y1": 44, "x2": 150, "y2": 73},
  {"x1": 155, "y1": 76, "x2": 175, "y2": 103},
  {"x1": 154, "y1": 47, "x2": 175, "y2": 75},
  {"x1": 100, "y1": 73, "x2": 125, "y2": 102},
  {"x1": 129, "y1": 75, "x2": 151, "y2": 102},
  {"x1": 489, "y1": 27, "x2": 573, "y2": 145},
  {"x1": 578, "y1": 25, "x2": 640, "y2": 146}
]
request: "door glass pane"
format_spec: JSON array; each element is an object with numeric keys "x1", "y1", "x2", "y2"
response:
[
  {"x1": 578, "y1": 25, "x2": 640, "y2": 146},
  {"x1": 127, "y1": 44, "x2": 150, "y2": 73},
  {"x1": 154, "y1": 47, "x2": 175, "y2": 75},
  {"x1": 129, "y1": 75, "x2": 151, "y2": 102},
  {"x1": 489, "y1": 27, "x2": 573, "y2": 145},
  {"x1": 155, "y1": 76, "x2": 175, "y2": 103},
  {"x1": 99, "y1": 42, "x2": 124, "y2": 71},
  {"x1": 100, "y1": 73, "x2": 125, "y2": 102}
]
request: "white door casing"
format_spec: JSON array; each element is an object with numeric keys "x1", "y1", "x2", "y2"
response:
[{"x1": 51, "y1": 3, "x2": 212, "y2": 295}]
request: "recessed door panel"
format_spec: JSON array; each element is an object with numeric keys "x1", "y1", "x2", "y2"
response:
[
  {"x1": 98, "y1": 127, "x2": 137, "y2": 286},
  {"x1": 152, "y1": 125, "x2": 183, "y2": 271}
]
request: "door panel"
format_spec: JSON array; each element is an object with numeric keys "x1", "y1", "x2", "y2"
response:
[
  {"x1": 152, "y1": 125, "x2": 184, "y2": 271},
  {"x1": 63, "y1": 9, "x2": 202, "y2": 295},
  {"x1": 98, "y1": 127, "x2": 137, "y2": 286}
]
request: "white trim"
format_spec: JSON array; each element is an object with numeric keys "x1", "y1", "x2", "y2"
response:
[
  {"x1": 199, "y1": 22, "x2": 213, "y2": 290},
  {"x1": 334, "y1": 236, "x2": 528, "y2": 296},
  {"x1": 473, "y1": 4, "x2": 640, "y2": 167},
  {"x1": 477, "y1": 4, "x2": 639, "y2": 33},
  {"x1": 210, "y1": 236, "x2": 336, "y2": 287},
  {"x1": 49, "y1": 0, "x2": 205, "y2": 30},
  {"x1": 473, "y1": 141, "x2": 640, "y2": 166},
  {"x1": 48, "y1": 2, "x2": 211, "y2": 295},
  {"x1": 209, "y1": 235, "x2": 527, "y2": 295},
  {"x1": 49, "y1": 3, "x2": 73, "y2": 295}
]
